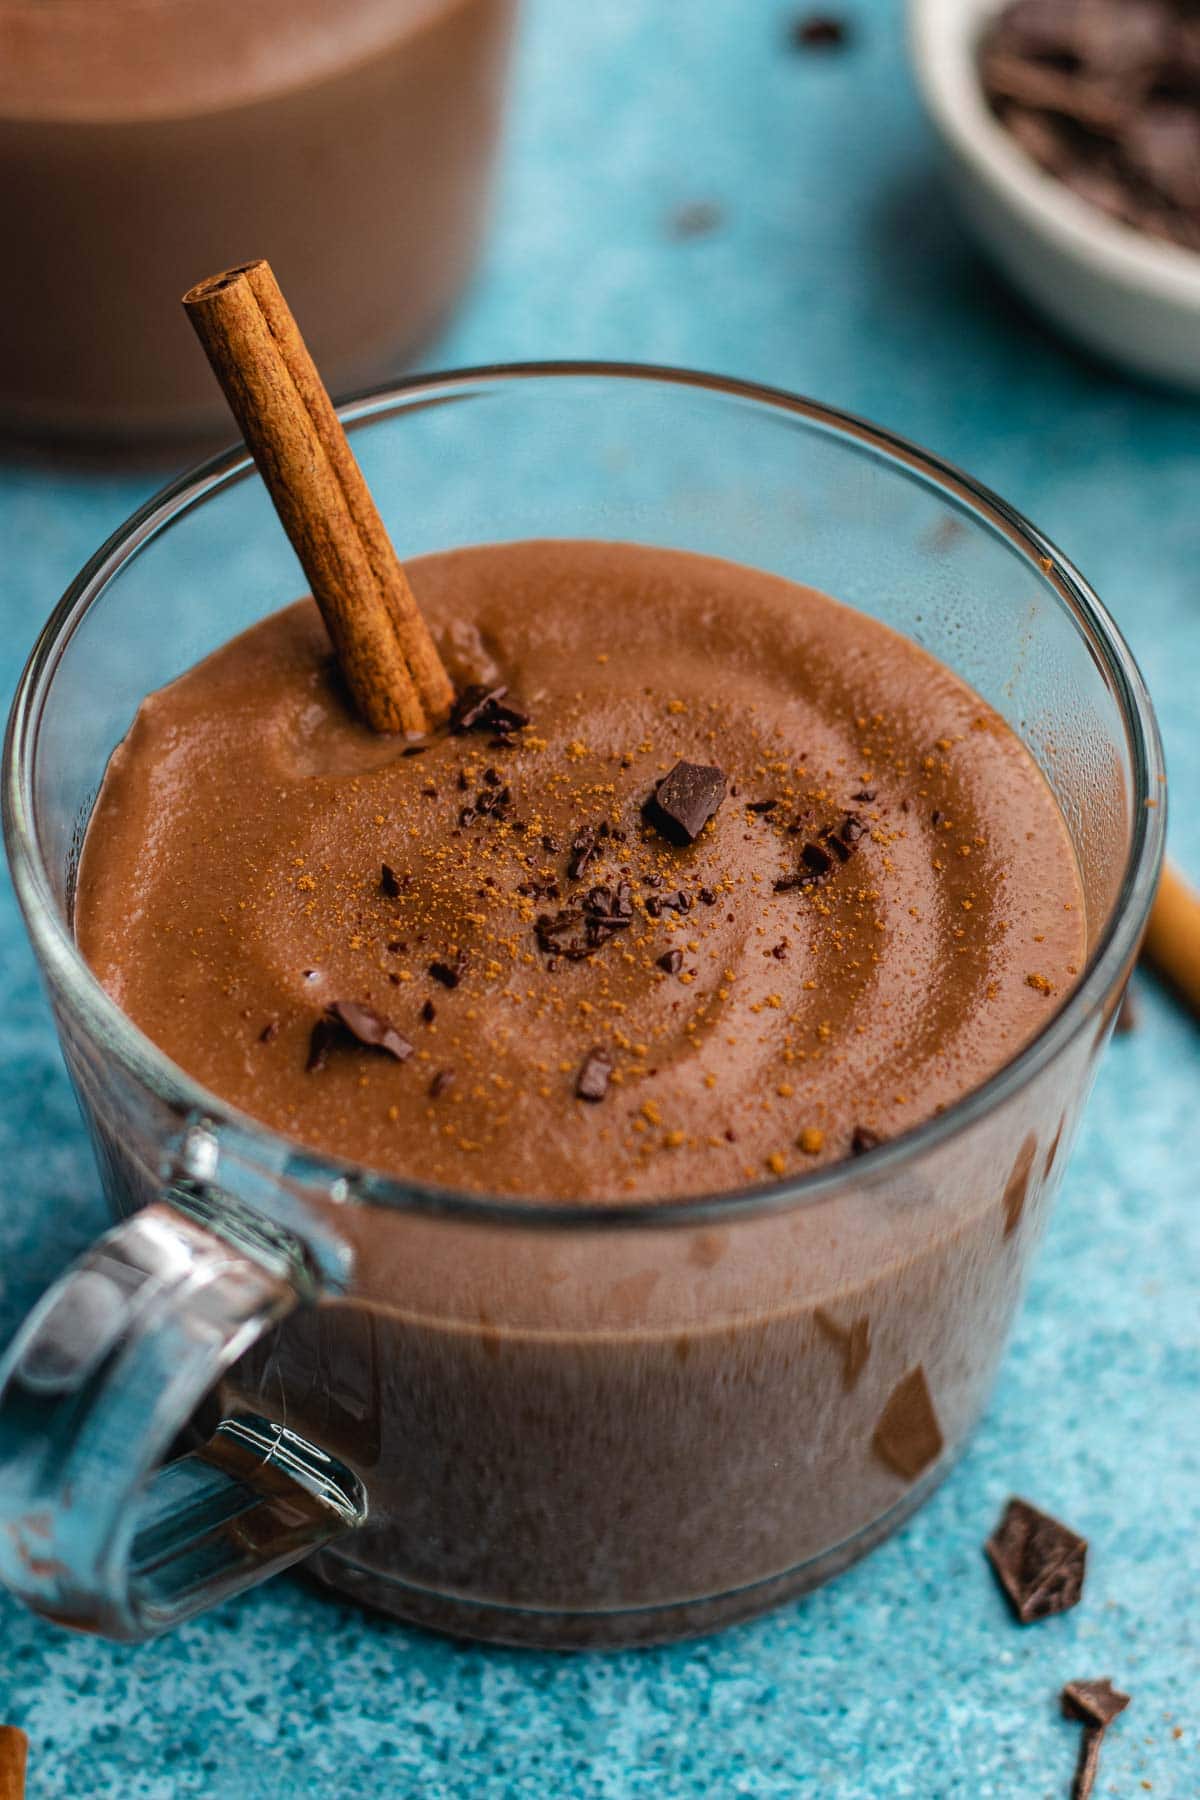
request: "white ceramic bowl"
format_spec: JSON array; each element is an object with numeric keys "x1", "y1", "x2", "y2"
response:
[{"x1": 909, "y1": 0, "x2": 1200, "y2": 390}]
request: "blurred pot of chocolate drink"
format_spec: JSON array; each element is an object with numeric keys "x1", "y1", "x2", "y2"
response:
[{"x1": 0, "y1": 0, "x2": 516, "y2": 445}]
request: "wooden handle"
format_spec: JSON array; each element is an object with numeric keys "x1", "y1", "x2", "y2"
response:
[
  {"x1": 1143, "y1": 861, "x2": 1200, "y2": 1020},
  {"x1": 183, "y1": 260, "x2": 454, "y2": 737}
]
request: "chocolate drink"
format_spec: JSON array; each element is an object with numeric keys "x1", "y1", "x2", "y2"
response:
[
  {"x1": 0, "y1": 0, "x2": 515, "y2": 441},
  {"x1": 76, "y1": 541, "x2": 1088, "y2": 1643}
]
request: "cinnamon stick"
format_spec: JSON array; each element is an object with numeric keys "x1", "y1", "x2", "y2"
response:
[
  {"x1": 1143, "y1": 860, "x2": 1200, "y2": 1021},
  {"x1": 182, "y1": 260, "x2": 454, "y2": 736},
  {"x1": 0, "y1": 1726, "x2": 27, "y2": 1800}
]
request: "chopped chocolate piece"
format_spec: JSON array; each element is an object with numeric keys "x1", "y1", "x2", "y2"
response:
[
  {"x1": 421, "y1": 999, "x2": 436, "y2": 1024},
  {"x1": 698, "y1": 886, "x2": 717, "y2": 905},
  {"x1": 668, "y1": 199, "x2": 724, "y2": 240},
  {"x1": 541, "y1": 833, "x2": 560, "y2": 853},
  {"x1": 429, "y1": 956, "x2": 466, "y2": 989},
  {"x1": 400, "y1": 743, "x2": 427, "y2": 757},
  {"x1": 258, "y1": 1018, "x2": 279, "y2": 1044},
  {"x1": 789, "y1": 12, "x2": 850, "y2": 50},
  {"x1": 458, "y1": 807, "x2": 476, "y2": 828},
  {"x1": 535, "y1": 909, "x2": 592, "y2": 962},
  {"x1": 1062, "y1": 1678, "x2": 1130, "y2": 1731},
  {"x1": 747, "y1": 798, "x2": 778, "y2": 814},
  {"x1": 657, "y1": 949, "x2": 684, "y2": 975},
  {"x1": 429, "y1": 1067, "x2": 455, "y2": 1099},
  {"x1": 449, "y1": 682, "x2": 530, "y2": 736},
  {"x1": 802, "y1": 840, "x2": 834, "y2": 877},
  {"x1": 985, "y1": 1496, "x2": 1087, "y2": 1623},
  {"x1": 770, "y1": 941, "x2": 788, "y2": 960},
  {"x1": 575, "y1": 1045, "x2": 613, "y2": 1102},
  {"x1": 823, "y1": 828, "x2": 852, "y2": 864},
  {"x1": 1062, "y1": 1678, "x2": 1131, "y2": 1800},
  {"x1": 814, "y1": 1308, "x2": 871, "y2": 1389},
  {"x1": 839, "y1": 812, "x2": 869, "y2": 846},
  {"x1": 645, "y1": 761, "x2": 726, "y2": 845},
  {"x1": 482, "y1": 766, "x2": 503, "y2": 786},
  {"x1": 871, "y1": 1365, "x2": 944, "y2": 1480},
  {"x1": 850, "y1": 1125, "x2": 883, "y2": 1156},
  {"x1": 852, "y1": 788, "x2": 876, "y2": 803},
  {"x1": 327, "y1": 1001, "x2": 413, "y2": 1063},
  {"x1": 645, "y1": 895, "x2": 663, "y2": 918},
  {"x1": 380, "y1": 863, "x2": 402, "y2": 898},
  {"x1": 568, "y1": 825, "x2": 601, "y2": 881},
  {"x1": 420, "y1": 783, "x2": 438, "y2": 799}
]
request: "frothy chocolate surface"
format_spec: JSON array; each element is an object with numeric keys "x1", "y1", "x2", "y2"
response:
[{"x1": 77, "y1": 541, "x2": 1085, "y2": 1202}]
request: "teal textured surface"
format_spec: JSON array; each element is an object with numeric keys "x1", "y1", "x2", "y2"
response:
[{"x1": 0, "y1": 1, "x2": 1197, "y2": 1794}]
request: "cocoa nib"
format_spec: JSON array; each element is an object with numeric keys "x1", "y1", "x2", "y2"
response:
[
  {"x1": 575, "y1": 1046, "x2": 614, "y2": 1103},
  {"x1": 985, "y1": 1496, "x2": 1087, "y2": 1624},
  {"x1": 306, "y1": 1001, "x2": 413, "y2": 1072},
  {"x1": 644, "y1": 761, "x2": 726, "y2": 845},
  {"x1": 449, "y1": 683, "x2": 530, "y2": 736}
]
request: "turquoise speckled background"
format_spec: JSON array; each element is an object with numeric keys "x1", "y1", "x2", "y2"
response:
[{"x1": 0, "y1": 2, "x2": 1197, "y2": 1794}]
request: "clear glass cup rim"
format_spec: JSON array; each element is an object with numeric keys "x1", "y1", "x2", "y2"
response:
[{"x1": 2, "y1": 361, "x2": 1167, "y2": 1232}]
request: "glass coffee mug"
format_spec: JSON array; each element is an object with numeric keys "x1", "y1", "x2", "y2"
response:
[{"x1": 0, "y1": 368, "x2": 1164, "y2": 1645}]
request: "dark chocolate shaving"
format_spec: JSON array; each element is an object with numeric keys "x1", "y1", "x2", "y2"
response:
[
  {"x1": 657, "y1": 948, "x2": 684, "y2": 975},
  {"x1": 850, "y1": 1125, "x2": 883, "y2": 1156},
  {"x1": 985, "y1": 1496, "x2": 1088, "y2": 1624},
  {"x1": 449, "y1": 683, "x2": 529, "y2": 736},
  {"x1": 1062, "y1": 1678, "x2": 1131, "y2": 1800},
  {"x1": 575, "y1": 1046, "x2": 614, "y2": 1103},
  {"x1": 776, "y1": 812, "x2": 866, "y2": 891},
  {"x1": 421, "y1": 999, "x2": 436, "y2": 1024},
  {"x1": 645, "y1": 761, "x2": 726, "y2": 846},
  {"x1": 429, "y1": 1068, "x2": 455, "y2": 1099},
  {"x1": 307, "y1": 1002, "x2": 413, "y2": 1071},
  {"x1": 789, "y1": 12, "x2": 850, "y2": 50},
  {"x1": 429, "y1": 955, "x2": 467, "y2": 989},
  {"x1": 747, "y1": 798, "x2": 778, "y2": 814},
  {"x1": 568, "y1": 825, "x2": 601, "y2": 881},
  {"x1": 380, "y1": 863, "x2": 402, "y2": 898}
]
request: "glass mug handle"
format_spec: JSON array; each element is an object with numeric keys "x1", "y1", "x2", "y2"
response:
[{"x1": 0, "y1": 1199, "x2": 366, "y2": 1642}]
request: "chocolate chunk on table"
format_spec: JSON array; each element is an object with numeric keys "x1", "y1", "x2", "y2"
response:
[
  {"x1": 985, "y1": 1495, "x2": 1087, "y2": 1622},
  {"x1": 1062, "y1": 1677, "x2": 1131, "y2": 1800}
]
